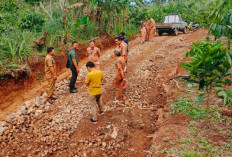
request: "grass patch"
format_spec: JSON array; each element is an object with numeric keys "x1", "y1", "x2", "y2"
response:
[{"x1": 171, "y1": 98, "x2": 207, "y2": 119}]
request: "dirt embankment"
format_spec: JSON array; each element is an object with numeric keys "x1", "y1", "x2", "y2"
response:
[{"x1": 0, "y1": 34, "x2": 115, "y2": 121}]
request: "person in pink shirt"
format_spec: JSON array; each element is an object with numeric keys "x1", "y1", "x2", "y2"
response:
[
  {"x1": 144, "y1": 18, "x2": 150, "y2": 41},
  {"x1": 149, "y1": 18, "x2": 156, "y2": 41},
  {"x1": 86, "y1": 40, "x2": 101, "y2": 70},
  {"x1": 141, "y1": 22, "x2": 147, "y2": 44}
]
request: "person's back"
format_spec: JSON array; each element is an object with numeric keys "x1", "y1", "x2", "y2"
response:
[
  {"x1": 124, "y1": 36, "x2": 129, "y2": 45},
  {"x1": 115, "y1": 56, "x2": 126, "y2": 79},
  {"x1": 86, "y1": 69, "x2": 103, "y2": 95},
  {"x1": 86, "y1": 62, "x2": 104, "y2": 124},
  {"x1": 120, "y1": 32, "x2": 129, "y2": 45}
]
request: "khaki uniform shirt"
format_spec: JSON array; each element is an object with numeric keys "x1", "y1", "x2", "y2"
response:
[
  {"x1": 87, "y1": 47, "x2": 101, "y2": 62},
  {"x1": 45, "y1": 54, "x2": 56, "y2": 77},
  {"x1": 119, "y1": 42, "x2": 128, "y2": 57},
  {"x1": 115, "y1": 56, "x2": 126, "y2": 80}
]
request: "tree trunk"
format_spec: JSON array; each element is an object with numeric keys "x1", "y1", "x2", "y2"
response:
[
  {"x1": 228, "y1": 32, "x2": 231, "y2": 51},
  {"x1": 63, "y1": 1, "x2": 67, "y2": 44}
]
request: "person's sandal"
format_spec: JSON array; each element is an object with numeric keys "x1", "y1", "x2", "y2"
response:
[
  {"x1": 100, "y1": 111, "x2": 104, "y2": 115},
  {"x1": 90, "y1": 118, "x2": 97, "y2": 124}
]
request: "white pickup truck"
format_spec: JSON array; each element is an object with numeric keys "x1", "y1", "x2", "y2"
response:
[{"x1": 156, "y1": 14, "x2": 188, "y2": 36}]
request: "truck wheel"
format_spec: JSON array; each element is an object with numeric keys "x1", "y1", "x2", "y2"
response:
[
  {"x1": 158, "y1": 32, "x2": 163, "y2": 36},
  {"x1": 183, "y1": 27, "x2": 187, "y2": 34},
  {"x1": 174, "y1": 29, "x2": 178, "y2": 36}
]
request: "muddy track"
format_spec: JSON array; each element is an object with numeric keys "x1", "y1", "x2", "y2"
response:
[{"x1": 0, "y1": 29, "x2": 208, "y2": 157}]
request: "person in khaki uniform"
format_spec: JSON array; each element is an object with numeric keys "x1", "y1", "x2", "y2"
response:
[
  {"x1": 85, "y1": 61, "x2": 104, "y2": 124},
  {"x1": 113, "y1": 50, "x2": 126, "y2": 100},
  {"x1": 144, "y1": 18, "x2": 150, "y2": 41},
  {"x1": 45, "y1": 47, "x2": 57, "y2": 103},
  {"x1": 115, "y1": 36, "x2": 128, "y2": 73},
  {"x1": 149, "y1": 18, "x2": 156, "y2": 41},
  {"x1": 86, "y1": 40, "x2": 101, "y2": 70}
]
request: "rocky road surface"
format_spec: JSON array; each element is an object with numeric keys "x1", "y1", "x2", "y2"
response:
[{"x1": 0, "y1": 29, "x2": 208, "y2": 157}]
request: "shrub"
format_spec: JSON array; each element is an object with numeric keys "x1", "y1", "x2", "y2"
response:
[{"x1": 20, "y1": 12, "x2": 45, "y2": 32}]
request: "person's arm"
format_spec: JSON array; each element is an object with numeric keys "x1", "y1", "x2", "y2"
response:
[
  {"x1": 49, "y1": 67, "x2": 57, "y2": 80},
  {"x1": 120, "y1": 69, "x2": 125, "y2": 78},
  {"x1": 97, "y1": 48, "x2": 101, "y2": 58},
  {"x1": 101, "y1": 73, "x2": 106, "y2": 83},
  {"x1": 71, "y1": 51, "x2": 80, "y2": 72},
  {"x1": 117, "y1": 62, "x2": 124, "y2": 78},
  {"x1": 86, "y1": 48, "x2": 89, "y2": 57},
  {"x1": 47, "y1": 59, "x2": 57, "y2": 80},
  {"x1": 72, "y1": 59, "x2": 80, "y2": 72},
  {"x1": 86, "y1": 74, "x2": 90, "y2": 86}
]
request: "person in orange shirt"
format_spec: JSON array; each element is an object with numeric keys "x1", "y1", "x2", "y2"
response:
[
  {"x1": 113, "y1": 50, "x2": 126, "y2": 100},
  {"x1": 115, "y1": 36, "x2": 128, "y2": 73},
  {"x1": 141, "y1": 23, "x2": 147, "y2": 44},
  {"x1": 86, "y1": 40, "x2": 101, "y2": 70},
  {"x1": 144, "y1": 18, "x2": 150, "y2": 41},
  {"x1": 149, "y1": 18, "x2": 156, "y2": 41}
]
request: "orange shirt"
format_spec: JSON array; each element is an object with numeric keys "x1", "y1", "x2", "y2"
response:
[
  {"x1": 115, "y1": 56, "x2": 126, "y2": 80},
  {"x1": 87, "y1": 47, "x2": 101, "y2": 62},
  {"x1": 119, "y1": 42, "x2": 128, "y2": 57}
]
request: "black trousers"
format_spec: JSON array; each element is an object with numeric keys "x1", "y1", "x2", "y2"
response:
[{"x1": 69, "y1": 66, "x2": 78, "y2": 90}]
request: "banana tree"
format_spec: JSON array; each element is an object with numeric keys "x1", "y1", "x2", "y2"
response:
[
  {"x1": 210, "y1": 0, "x2": 232, "y2": 50},
  {"x1": 181, "y1": 41, "x2": 232, "y2": 111}
]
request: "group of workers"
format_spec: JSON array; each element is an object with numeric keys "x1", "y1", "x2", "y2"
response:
[
  {"x1": 141, "y1": 18, "x2": 156, "y2": 43},
  {"x1": 44, "y1": 32, "x2": 129, "y2": 124}
]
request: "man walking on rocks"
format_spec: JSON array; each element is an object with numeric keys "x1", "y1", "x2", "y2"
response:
[
  {"x1": 68, "y1": 41, "x2": 80, "y2": 93},
  {"x1": 45, "y1": 47, "x2": 57, "y2": 103},
  {"x1": 86, "y1": 40, "x2": 101, "y2": 70},
  {"x1": 85, "y1": 61, "x2": 104, "y2": 124},
  {"x1": 115, "y1": 36, "x2": 128, "y2": 73},
  {"x1": 113, "y1": 50, "x2": 126, "y2": 101},
  {"x1": 120, "y1": 32, "x2": 128, "y2": 45}
]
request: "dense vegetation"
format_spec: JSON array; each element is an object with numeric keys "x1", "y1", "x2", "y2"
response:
[{"x1": 0, "y1": 0, "x2": 231, "y2": 69}]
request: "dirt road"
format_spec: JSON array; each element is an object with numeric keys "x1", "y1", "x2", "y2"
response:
[{"x1": 0, "y1": 29, "x2": 208, "y2": 157}]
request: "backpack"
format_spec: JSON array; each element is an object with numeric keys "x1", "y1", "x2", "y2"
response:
[{"x1": 66, "y1": 58, "x2": 70, "y2": 68}]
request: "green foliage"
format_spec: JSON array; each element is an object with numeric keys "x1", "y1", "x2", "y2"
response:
[
  {"x1": 6, "y1": 63, "x2": 20, "y2": 69},
  {"x1": 0, "y1": 0, "x2": 17, "y2": 12},
  {"x1": 215, "y1": 84, "x2": 232, "y2": 106},
  {"x1": 25, "y1": 0, "x2": 44, "y2": 5},
  {"x1": 194, "y1": 93, "x2": 205, "y2": 105},
  {"x1": 171, "y1": 98, "x2": 207, "y2": 119},
  {"x1": 0, "y1": 31, "x2": 36, "y2": 65},
  {"x1": 181, "y1": 41, "x2": 232, "y2": 90},
  {"x1": 20, "y1": 12, "x2": 45, "y2": 32}
]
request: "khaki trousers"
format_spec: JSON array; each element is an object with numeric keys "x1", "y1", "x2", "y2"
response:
[
  {"x1": 114, "y1": 78, "x2": 127, "y2": 100},
  {"x1": 89, "y1": 94, "x2": 102, "y2": 121},
  {"x1": 46, "y1": 76, "x2": 56, "y2": 98}
]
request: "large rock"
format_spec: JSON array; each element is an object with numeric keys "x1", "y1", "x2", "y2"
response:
[
  {"x1": 0, "y1": 126, "x2": 8, "y2": 136},
  {"x1": 16, "y1": 106, "x2": 27, "y2": 116},
  {"x1": 6, "y1": 113, "x2": 16, "y2": 123},
  {"x1": 0, "y1": 121, "x2": 6, "y2": 127},
  {"x1": 111, "y1": 127, "x2": 118, "y2": 139},
  {"x1": 24, "y1": 100, "x2": 33, "y2": 108}
]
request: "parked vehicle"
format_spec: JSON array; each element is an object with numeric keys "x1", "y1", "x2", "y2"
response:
[
  {"x1": 156, "y1": 14, "x2": 188, "y2": 36},
  {"x1": 188, "y1": 22, "x2": 200, "y2": 31}
]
